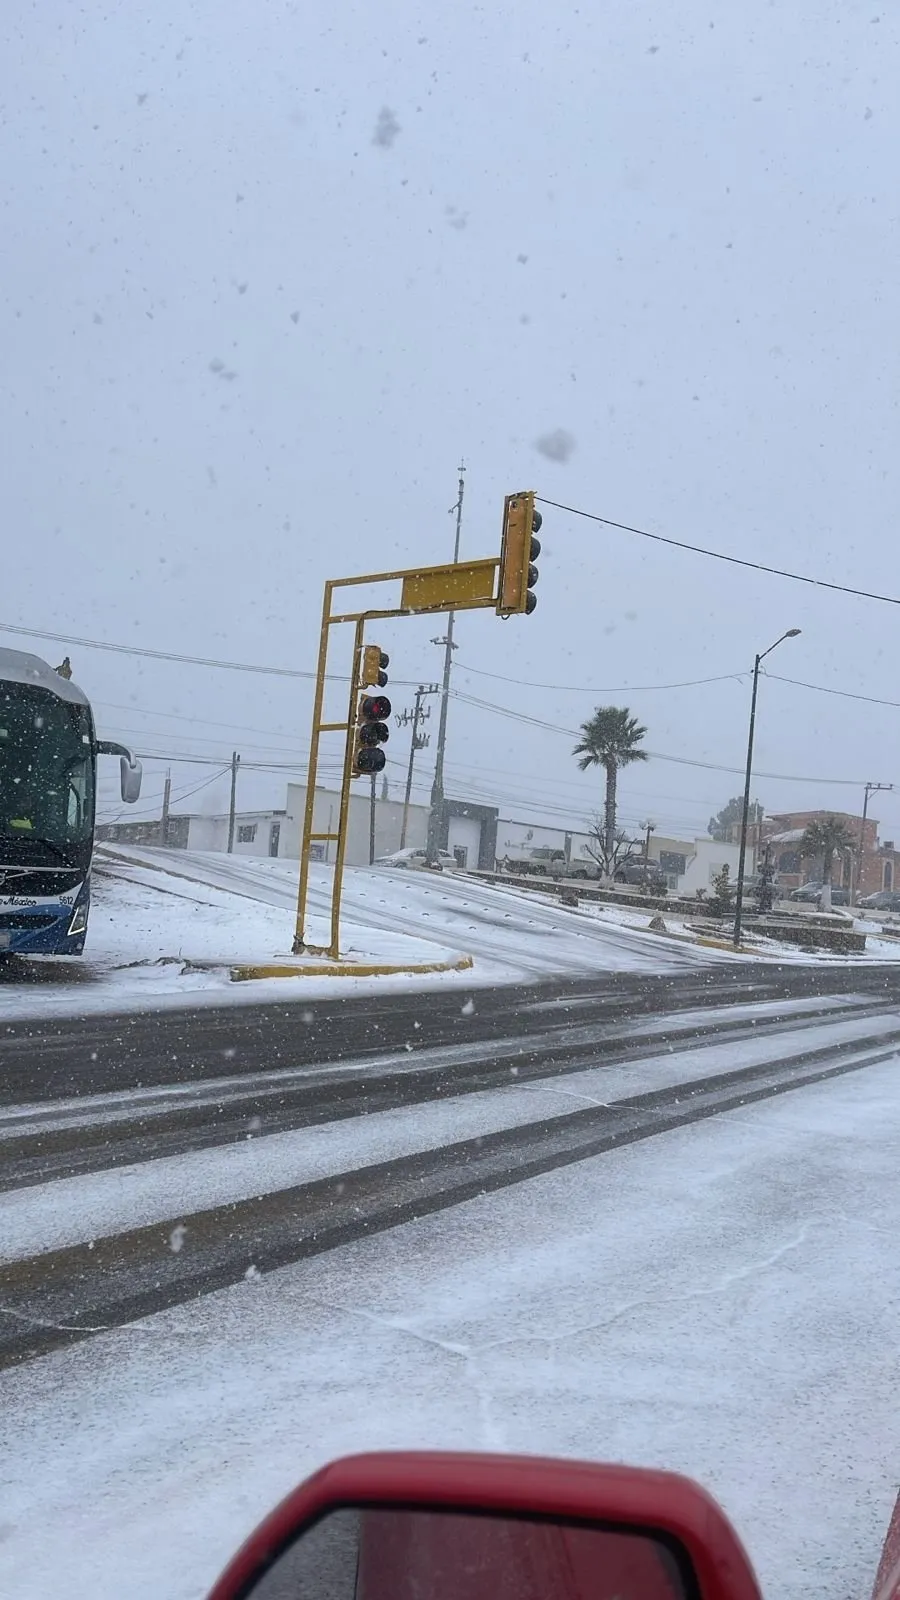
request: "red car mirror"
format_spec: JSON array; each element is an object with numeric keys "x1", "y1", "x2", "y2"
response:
[
  {"x1": 873, "y1": 1491, "x2": 900, "y2": 1600},
  {"x1": 205, "y1": 1452, "x2": 763, "y2": 1600}
]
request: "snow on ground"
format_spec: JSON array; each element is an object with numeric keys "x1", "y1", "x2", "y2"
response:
[
  {"x1": 2, "y1": 1058, "x2": 900, "y2": 1600},
  {"x1": 0, "y1": 847, "x2": 715, "y2": 1019},
  {"x1": 4, "y1": 1002, "x2": 896, "y2": 1261},
  {"x1": 3, "y1": 844, "x2": 899, "y2": 1019}
]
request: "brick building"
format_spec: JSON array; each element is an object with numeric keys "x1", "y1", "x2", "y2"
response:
[{"x1": 762, "y1": 810, "x2": 900, "y2": 896}]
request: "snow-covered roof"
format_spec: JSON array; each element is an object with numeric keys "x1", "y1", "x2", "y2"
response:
[
  {"x1": 768, "y1": 828, "x2": 805, "y2": 844},
  {"x1": 0, "y1": 647, "x2": 90, "y2": 708}
]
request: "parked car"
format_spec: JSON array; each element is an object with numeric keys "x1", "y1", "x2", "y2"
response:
[
  {"x1": 859, "y1": 889, "x2": 900, "y2": 913},
  {"x1": 613, "y1": 857, "x2": 668, "y2": 892},
  {"x1": 566, "y1": 859, "x2": 602, "y2": 881},
  {"x1": 373, "y1": 847, "x2": 458, "y2": 871},
  {"x1": 789, "y1": 881, "x2": 849, "y2": 907},
  {"x1": 789, "y1": 882, "x2": 823, "y2": 903},
  {"x1": 499, "y1": 848, "x2": 568, "y2": 877}
]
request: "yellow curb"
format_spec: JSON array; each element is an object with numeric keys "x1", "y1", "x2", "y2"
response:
[
  {"x1": 695, "y1": 936, "x2": 753, "y2": 953},
  {"x1": 228, "y1": 953, "x2": 475, "y2": 982}
]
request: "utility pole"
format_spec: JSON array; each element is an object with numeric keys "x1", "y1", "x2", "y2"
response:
[
  {"x1": 398, "y1": 683, "x2": 438, "y2": 848},
  {"x1": 734, "y1": 630, "x2": 801, "y2": 947},
  {"x1": 369, "y1": 772, "x2": 377, "y2": 864},
  {"x1": 226, "y1": 750, "x2": 240, "y2": 853},
  {"x1": 425, "y1": 462, "x2": 465, "y2": 865},
  {"x1": 642, "y1": 819, "x2": 656, "y2": 861},
  {"x1": 160, "y1": 769, "x2": 171, "y2": 848},
  {"x1": 855, "y1": 782, "x2": 893, "y2": 903}
]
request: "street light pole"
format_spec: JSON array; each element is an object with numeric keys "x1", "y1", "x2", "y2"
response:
[{"x1": 733, "y1": 629, "x2": 801, "y2": 948}]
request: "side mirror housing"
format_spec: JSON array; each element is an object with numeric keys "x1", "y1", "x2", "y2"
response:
[
  {"x1": 96, "y1": 740, "x2": 143, "y2": 804},
  {"x1": 205, "y1": 1452, "x2": 764, "y2": 1600},
  {"x1": 120, "y1": 755, "x2": 142, "y2": 804}
]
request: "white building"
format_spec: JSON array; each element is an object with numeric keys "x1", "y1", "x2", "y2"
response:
[
  {"x1": 183, "y1": 784, "x2": 430, "y2": 866},
  {"x1": 99, "y1": 782, "x2": 499, "y2": 871},
  {"x1": 665, "y1": 838, "x2": 742, "y2": 896},
  {"x1": 496, "y1": 818, "x2": 595, "y2": 869}
]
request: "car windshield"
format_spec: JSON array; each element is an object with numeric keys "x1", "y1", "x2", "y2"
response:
[
  {"x1": 6, "y1": 11, "x2": 900, "y2": 1600},
  {"x1": 0, "y1": 684, "x2": 94, "y2": 850}
]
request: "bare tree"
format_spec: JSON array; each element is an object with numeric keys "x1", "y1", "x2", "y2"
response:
[{"x1": 585, "y1": 819, "x2": 638, "y2": 879}]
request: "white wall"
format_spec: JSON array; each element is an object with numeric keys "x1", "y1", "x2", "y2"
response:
[
  {"x1": 676, "y1": 839, "x2": 742, "y2": 896},
  {"x1": 497, "y1": 819, "x2": 594, "y2": 863},
  {"x1": 186, "y1": 812, "x2": 285, "y2": 856},
  {"x1": 182, "y1": 788, "x2": 430, "y2": 865},
  {"x1": 446, "y1": 813, "x2": 481, "y2": 868},
  {"x1": 283, "y1": 784, "x2": 429, "y2": 865}
]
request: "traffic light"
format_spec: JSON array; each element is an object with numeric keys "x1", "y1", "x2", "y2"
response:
[
  {"x1": 352, "y1": 644, "x2": 391, "y2": 776},
  {"x1": 360, "y1": 645, "x2": 389, "y2": 688},
  {"x1": 497, "y1": 491, "x2": 542, "y2": 616}
]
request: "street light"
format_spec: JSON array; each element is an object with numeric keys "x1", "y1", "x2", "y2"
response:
[{"x1": 733, "y1": 629, "x2": 801, "y2": 948}]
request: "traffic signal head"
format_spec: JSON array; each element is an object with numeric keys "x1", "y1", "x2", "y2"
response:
[
  {"x1": 352, "y1": 692, "x2": 392, "y2": 776},
  {"x1": 361, "y1": 645, "x2": 390, "y2": 688},
  {"x1": 497, "y1": 491, "x2": 542, "y2": 616}
]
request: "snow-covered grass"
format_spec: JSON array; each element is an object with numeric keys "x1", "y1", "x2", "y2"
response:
[{"x1": 2, "y1": 1057, "x2": 899, "y2": 1600}]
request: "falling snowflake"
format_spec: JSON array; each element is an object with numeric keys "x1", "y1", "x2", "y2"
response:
[
  {"x1": 372, "y1": 107, "x2": 400, "y2": 148},
  {"x1": 535, "y1": 428, "x2": 576, "y2": 463}
]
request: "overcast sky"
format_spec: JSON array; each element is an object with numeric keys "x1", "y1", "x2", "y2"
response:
[{"x1": 4, "y1": 1, "x2": 900, "y2": 842}]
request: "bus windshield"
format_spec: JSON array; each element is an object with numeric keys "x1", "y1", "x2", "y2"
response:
[{"x1": 0, "y1": 684, "x2": 95, "y2": 855}]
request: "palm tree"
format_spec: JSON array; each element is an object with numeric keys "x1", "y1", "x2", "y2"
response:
[
  {"x1": 801, "y1": 815, "x2": 855, "y2": 909},
  {"x1": 573, "y1": 707, "x2": 648, "y2": 866}
]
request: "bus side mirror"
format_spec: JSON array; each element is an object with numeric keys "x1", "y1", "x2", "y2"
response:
[{"x1": 120, "y1": 756, "x2": 142, "y2": 804}]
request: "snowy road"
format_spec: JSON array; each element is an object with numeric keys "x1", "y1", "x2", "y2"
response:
[
  {"x1": 2, "y1": 1048, "x2": 900, "y2": 1600},
  {"x1": 5, "y1": 943, "x2": 900, "y2": 1600}
]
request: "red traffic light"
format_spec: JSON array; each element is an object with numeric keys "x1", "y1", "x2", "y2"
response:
[{"x1": 361, "y1": 694, "x2": 391, "y2": 721}]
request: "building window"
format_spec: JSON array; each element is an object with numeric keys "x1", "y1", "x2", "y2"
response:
[
  {"x1": 237, "y1": 823, "x2": 257, "y2": 844},
  {"x1": 659, "y1": 852, "x2": 687, "y2": 876},
  {"x1": 884, "y1": 862, "x2": 893, "y2": 890}
]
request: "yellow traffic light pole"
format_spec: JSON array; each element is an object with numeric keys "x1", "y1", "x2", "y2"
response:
[{"x1": 293, "y1": 493, "x2": 540, "y2": 960}]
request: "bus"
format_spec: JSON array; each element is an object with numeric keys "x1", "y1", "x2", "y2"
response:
[{"x1": 0, "y1": 648, "x2": 142, "y2": 955}]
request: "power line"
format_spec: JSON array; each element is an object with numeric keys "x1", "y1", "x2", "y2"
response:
[
  {"x1": 0, "y1": 620, "x2": 320, "y2": 680},
  {"x1": 0, "y1": 619, "x2": 424, "y2": 688},
  {"x1": 94, "y1": 699, "x2": 312, "y2": 742},
  {"x1": 765, "y1": 672, "x2": 900, "y2": 712},
  {"x1": 450, "y1": 686, "x2": 879, "y2": 788},
  {"x1": 97, "y1": 765, "x2": 230, "y2": 823},
  {"x1": 537, "y1": 497, "x2": 900, "y2": 609},
  {"x1": 456, "y1": 661, "x2": 745, "y2": 694}
]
